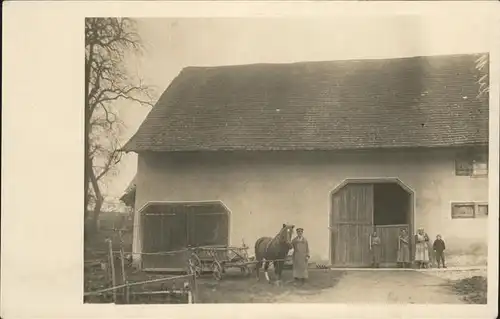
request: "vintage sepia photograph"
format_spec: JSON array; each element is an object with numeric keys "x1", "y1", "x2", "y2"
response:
[{"x1": 83, "y1": 17, "x2": 491, "y2": 305}]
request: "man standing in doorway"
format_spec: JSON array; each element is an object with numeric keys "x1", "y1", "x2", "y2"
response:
[
  {"x1": 397, "y1": 228, "x2": 411, "y2": 268},
  {"x1": 292, "y1": 228, "x2": 310, "y2": 285}
]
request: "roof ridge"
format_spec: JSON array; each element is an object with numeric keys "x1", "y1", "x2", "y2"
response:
[{"x1": 180, "y1": 52, "x2": 488, "y2": 71}]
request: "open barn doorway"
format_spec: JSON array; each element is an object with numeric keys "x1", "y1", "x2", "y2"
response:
[
  {"x1": 330, "y1": 179, "x2": 414, "y2": 268},
  {"x1": 373, "y1": 183, "x2": 412, "y2": 267}
]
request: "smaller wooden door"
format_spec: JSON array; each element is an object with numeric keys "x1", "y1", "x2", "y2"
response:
[
  {"x1": 141, "y1": 211, "x2": 188, "y2": 269},
  {"x1": 186, "y1": 203, "x2": 229, "y2": 247},
  {"x1": 330, "y1": 183, "x2": 374, "y2": 267},
  {"x1": 188, "y1": 212, "x2": 229, "y2": 247}
]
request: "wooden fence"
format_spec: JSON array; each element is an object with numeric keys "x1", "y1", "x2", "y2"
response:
[
  {"x1": 84, "y1": 272, "x2": 198, "y2": 304},
  {"x1": 84, "y1": 232, "x2": 198, "y2": 304}
]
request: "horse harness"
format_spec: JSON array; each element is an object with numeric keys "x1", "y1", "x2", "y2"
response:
[{"x1": 264, "y1": 229, "x2": 286, "y2": 257}]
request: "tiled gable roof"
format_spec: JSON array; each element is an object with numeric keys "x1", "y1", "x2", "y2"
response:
[{"x1": 123, "y1": 53, "x2": 489, "y2": 152}]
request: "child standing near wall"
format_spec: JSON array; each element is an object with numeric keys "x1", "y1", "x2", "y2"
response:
[{"x1": 433, "y1": 234, "x2": 447, "y2": 268}]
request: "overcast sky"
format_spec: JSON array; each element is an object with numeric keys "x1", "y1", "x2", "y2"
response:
[{"x1": 106, "y1": 16, "x2": 491, "y2": 201}]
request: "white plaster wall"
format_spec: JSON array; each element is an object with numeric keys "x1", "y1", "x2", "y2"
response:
[{"x1": 132, "y1": 148, "x2": 488, "y2": 266}]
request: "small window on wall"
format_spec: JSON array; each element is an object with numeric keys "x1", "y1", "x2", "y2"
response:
[
  {"x1": 451, "y1": 202, "x2": 489, "y2": 219},
  {"x1": 455, "y1": 148, "x2": 488, "y2": 177}
]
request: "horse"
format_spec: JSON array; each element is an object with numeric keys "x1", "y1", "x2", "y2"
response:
[{"x1": 254, "y1": 223, "x2": 295, "y2": 284}]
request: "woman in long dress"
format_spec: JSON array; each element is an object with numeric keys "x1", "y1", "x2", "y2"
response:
[
  {"x1": 292, "y1": 228, "x2": 310, "y2": 284},
  {"x1": 397, "y1": 228, "x2": 410, "y2": 268},
  {"x1": 370, "y1": 230, "x2": 382, "y2": 268},
  {"x1": 414, "y1": 227, "x2": 430, "y2": 268}
]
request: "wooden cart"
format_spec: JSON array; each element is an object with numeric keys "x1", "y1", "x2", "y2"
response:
[{"x1": 188, "y1": 245, "x2": 256, "y2": 280}]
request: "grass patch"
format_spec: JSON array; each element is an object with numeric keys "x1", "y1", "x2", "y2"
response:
[{"x1": 451, "y1": 276, "x2": 487, "y2": 304}]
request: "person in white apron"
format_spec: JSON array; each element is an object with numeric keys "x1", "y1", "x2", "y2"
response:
[
  {"x1": 291, "y1": 228, "x2": 310, "y2": 284},
  {"x1": 414, "y1": 227, "x2": 430, "y2": 268}
]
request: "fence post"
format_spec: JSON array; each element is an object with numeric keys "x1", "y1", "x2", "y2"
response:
[
  {"x1": 188, "y1": 256, "x2": 198, "y2": 304},
  {"x1": 191, "y1": 272, "x2": 198, "y2": 303},
  {"x1": 185, "y1": 250, "x2": 197, "y2": 304},
  {"x1": 118, "y1": 230, "x2": 129, "y2": 303},
  {"x1": 107, "y1": 238, "x2": 117, "y2": 303}
]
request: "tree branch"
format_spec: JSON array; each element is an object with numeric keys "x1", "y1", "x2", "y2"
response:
[
  {"x1": 95, "y1": 148, "x2": 123, "y2": 181},
  {"x1": 85, "y1": 17, "x2": 154, "y2": 217}
]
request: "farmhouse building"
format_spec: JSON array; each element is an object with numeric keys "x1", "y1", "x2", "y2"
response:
[{"x1": 123, "y1": 53, "x2": 489, "y2": 270}]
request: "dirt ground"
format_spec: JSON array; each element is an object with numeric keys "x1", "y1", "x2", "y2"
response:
[
  {"x1": 288, "y1": 270, "x2": 467, "y2": 303},
  {"x1": 196, "y1": 268, "x2": 343, "y2": 303},
  {"x1": 423, "y1": 268, "x2": 487, "y2": 281},
  {"x1": 197, "y1": 268, "x2": 485, "y2": 304}
]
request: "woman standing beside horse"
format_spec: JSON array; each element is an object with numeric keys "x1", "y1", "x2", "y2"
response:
[
  {"x1": 292, "y1": 227, "x2": 310, "y2": 284},
  {"x1": 254, "y1": 224, "x2": 295, "y2": 285}
]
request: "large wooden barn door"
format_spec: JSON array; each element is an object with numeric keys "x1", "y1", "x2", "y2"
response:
[
  {"x1": 330, "y1": 183, "x2": 374, "y2": 267},
  {"x1": 141, "y1": 210, "x2": 188, "y2": 270}
]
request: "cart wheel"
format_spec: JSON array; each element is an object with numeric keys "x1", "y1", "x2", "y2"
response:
[
  {"x1": 212, "y1": 261, "x2": 223, "y2": 280},
  {"x1": 190, "y1": 254, "x2": 202, "y2": 277}
]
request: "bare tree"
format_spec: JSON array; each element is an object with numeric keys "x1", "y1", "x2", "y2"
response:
[{"x1": 85, "y1": 18, "x2": 154, "y2": 233}]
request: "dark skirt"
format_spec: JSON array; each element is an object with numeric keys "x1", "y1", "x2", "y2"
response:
[{"x1": 371, "y1": 246, "x2": 381, "y2": 264}]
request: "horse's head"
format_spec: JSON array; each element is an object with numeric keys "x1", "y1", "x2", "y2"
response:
[{"x1": 279, "y1": 223, "x2": 295, "y2": 247}]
